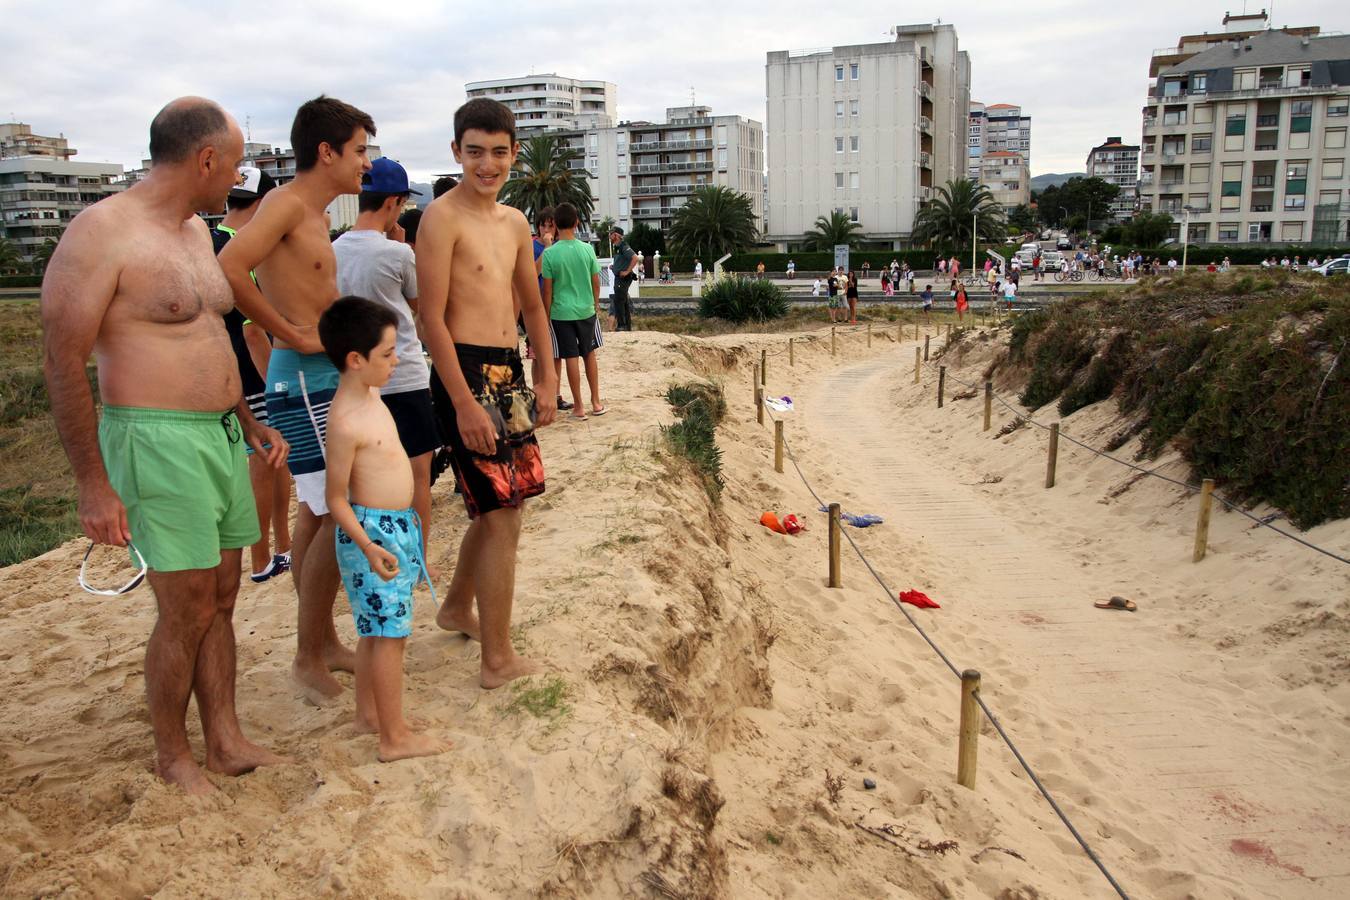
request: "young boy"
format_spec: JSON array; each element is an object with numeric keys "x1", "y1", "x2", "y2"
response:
[
  {"x1": 921, "y1": 284, "x2": 934, "y2": 323},
  {"x1": 542, "y1": 202, "x2": 605, "y2": 419},
  {"x1": 320, "y1": 296, "x2": 449, "y2": 761},
  {"x1": 416, "y1": 98, "x2": 559, "y2": 689}
]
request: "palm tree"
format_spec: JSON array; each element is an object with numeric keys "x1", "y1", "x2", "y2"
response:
[
  {"x1": 666, "y1": 186, "x2": 758, "y2": 261},
  {"x1": 499, "y1": 134, "x2": 594, "y2": 224},
  {"x1": 911, "y1": 178, "x2": 1006, "y2": 251},
  {"x1": 591, "y1": 215, "x2": 616, "y2": 250},
  {"x1": 31, "y1": 236, "x2": 60, "y2": 276},
  {"x1": 0, "y1": 237, "x2": 27, "y2": 275},
  {"x1": 803, "y1": 211, "x2": 864, "y2": 250}
]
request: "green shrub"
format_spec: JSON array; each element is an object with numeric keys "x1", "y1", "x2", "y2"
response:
[
  {"x1": 1058, "y1": 332, "x2": 1130, "y2": 416},
  {"x1": 662, "y1": 381, "x2": 726, "y2": 501},
  {"x1": 698, "y1": 276, "x2": 789, "y2": 324},
  {"x1": 0, "y1": 274, "x2": 42, "y2": 288},
  {"x1": 0, "y1": 486, "x2": 79, "y2": 567},
  {"x1": 1018, "y1": 312, "x2": 1096, "y2": 410}
]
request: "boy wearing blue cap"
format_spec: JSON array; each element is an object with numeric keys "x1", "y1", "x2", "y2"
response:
[{"x1": 334, "y1": 158, "x2": 438, "y2": 572}]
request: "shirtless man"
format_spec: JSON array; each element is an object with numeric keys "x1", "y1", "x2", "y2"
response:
[
  {"x1": 42, "y1": 97, "x2": 289, "y2": 794},
  {"x1": 218, "y1": 96, "x2": 374, "y2": 703},
  {"x1": 417, "y1": 99, "x2": 558, "y2": 688}
]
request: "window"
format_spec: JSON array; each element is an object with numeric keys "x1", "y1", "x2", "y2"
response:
[
  {"x1": 850, "y1": 100, "x2": 859, "y2": 118},
  {"x1": 850, "y1": 172, "x2": 860, "y2": 190},
  {"x1": 835, "y1": 137, "x2": 845, "y2": 153},
  {"x1": 1191, "y1": 73, "x2": 1208, "y2": 93},
  {"x1": 835, "y1": 101, "x2": 844, "y2": 119},
  {"x1": 1329, "y1": 100, "x2": 1349, "y2": 118},
  {"x1": 1163, "y1": 107, "x2": 1187, "y2": 126},
  {"x1": 850, "y1": 63, "x2": 859, "y2": 80},
  {"x1": 850, "y1": 135, "x2": 860, "y2": 153},
  {"x1": 1188, "y1": 192, "x2": 1210, "y2": 210},
  {"x1": 1221, "y1": 180, "x2": 1242, "y2": 197},
  {"x1": 1190, "y1": 163, "x2": 1210, "y2": 183},
  {"x1": 1225, "y1": 113, "x2": 1246, "y2": 135},
  {"x1": 849, "y1": 207, "x2": 859, "y2": 223},
  {"x1": 1163, "y1": 80, "x2": 1182, "y2": 97},
  {"x1": 835, "y1": 172, "x2": 845, "y2": 189},
  {"x1": 717, "y1": 148, "x2": 727, "y2": 170},
  {"x1": 1323, "y1": 159, "x2": 1345, "y2": 180},
  {"x1": 1291, "y1": 100, "x2": 1312, "y2": 116},
  {"x1": 716, "y1": 125, "x2": 728, "y2": 147},
  {"x1": 1283, "y1": 196, "x2": 1306, "y2": 210},
  {"x1": 618, "y1": 198, "x2": 629, "y2": 216},
  {"x1": 1194, "y1": 106, "x2": 1213, "y2": 124},
  {"x1": 1218, "y1": 223, "x2": 1240, "y2": 241},
  {"x1": 1289, "y1": 131, "x2": 1311, "y2": 150},
  {"x1": 618, "y1": 161, "x2": 628, "y2": 175},
  {"x1": 1326, "y1": 128, "x2": 1347, "y2": 149},
  {"x1": 1192, "y1": 134, "x2": 1212, "y2": 152},
  {"x1": 835, "y1": 65, "x2": 844, "y2": 82},
  {"x1": 1255, "y1": 133, "x2": 1278, "y2": 151},
  {"x1": 1281, "y1": 222, "x2": 1304, "y2": 241}
]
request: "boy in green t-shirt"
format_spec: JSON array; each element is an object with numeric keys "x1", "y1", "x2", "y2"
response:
[{"x1": 540, "y1": 202, "x2": 606, "y2": 419}]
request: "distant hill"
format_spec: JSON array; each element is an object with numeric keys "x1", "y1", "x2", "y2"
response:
[
  {"x1": 1030, "y1": 172, "x2": 1084, "y2": 191},
  {"x1": 410, "y1": 182, "x2": 435, "y2": 208}
]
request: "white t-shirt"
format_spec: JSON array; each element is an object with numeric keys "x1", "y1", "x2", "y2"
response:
[
  {"x1": 694, "y1": 262, "x2": 703, "y2": 277},
  {"x1": 333, "y1": 230, "x2": 427, "y2": 395},
  {"x1": 1003, "y1": 280, "x2": 1017, "y2": 300}
]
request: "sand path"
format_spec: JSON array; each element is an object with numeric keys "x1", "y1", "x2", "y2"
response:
[{"x1": 796, "y1": 347, "x2": 1349, "y2": 899}]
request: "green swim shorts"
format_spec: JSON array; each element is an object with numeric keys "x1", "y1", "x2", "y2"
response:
[{"x1": 98, "y1": 406, "x2": 260, "y2": 573}]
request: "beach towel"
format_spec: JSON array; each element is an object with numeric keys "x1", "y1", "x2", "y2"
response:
[
  {"x1": 764, "y1": 396, "x2": 794, "y2": 412},
  {"x1": 818, "y1": 507, "x2": 884, "y2": 527},
  {"x1": 899, "y1": 589, "x2": 940, "y2": 609}
]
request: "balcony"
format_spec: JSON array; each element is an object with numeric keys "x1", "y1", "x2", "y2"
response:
[
  {"x1": 631, "y1": 183, "x2": 703, "y2": 197},
  {"x1": 630, "y1": 160, "x2": 712, "y2": 175},
  {"x1": 1203, "y1": 82, "x2": 1338, "y2": 102},
  {"x1": 919, "y1": 116, "x2": 932, "y2": 134},
  {"x1": 920, "y1": 81, "x2": 933, "y2": 101},
  {"x1": 919, "y1": 151, "x2": 932, "y2": 168},
  {"x1": 1256, "y1": 114, "x2": 1278, "y2": 127},
  {"x1": 632, "y1": 207, "x2": 675, "y2": 218},
  {"x1": 630, "y1": 138, "x2": 713, "y2": 152},
  {"x1": 1160, "y1": 179, "x2": 1185, "y2": 188}
]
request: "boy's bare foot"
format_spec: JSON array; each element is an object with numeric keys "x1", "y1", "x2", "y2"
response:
[
  {"x1": 206, "y1": 738, "x2": 291, "y2": 776},
  {"x1": 436, "y1": 603, "x2": 481, "y2": 641},
  {"x1": 292, "y1": 659, "x2": 344, "y2": 705},
  {"x1": 480, "y1": 655, "x2": 542, "y2": 689},
  {"x1": 354, "y1": 714, "x2": 428, "y2": 735},
  {"x1": 324, "y1": 643, "x2": 357, "y2": 674},
  {"x1": 158, "y1": 756, "x2": 218, "y2": 796},
  {"x1": 377, "y1": 731, "x2": 453, "y2": 762}
]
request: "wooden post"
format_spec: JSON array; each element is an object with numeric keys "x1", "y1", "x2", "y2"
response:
[
  {"x1": 938, "y1": 366, "x2": 946, "y2": 408},
  {"x1": 867, "y1": 322, "x2": 872, "y2": 347},
  {"x1": 945, "y1": 323, "x2": 951, "y2": 342},
  {"x1": 914, "y1": 347, "x2": 921, "y2": 384},
  {"x1": 983, "y1": 381, "x2": 992, "y2": 431},
  {"x1": 957, "y1": 670, "x2": 981, "y2": 789},
  {"x1": 1193, "y1": 478, "x2": 1215, "y2": 562},
  {"x1": 751, "y1": 363, "x2": 758, "y2": 406},
  {"x1": 924, "y1": 334, "x2": 930, "y2": 361},
  {"x1": 1045, "y1": 423, "x2": 1060, "y2": 489},
  {"x1": 827, "y1": 503, "x2": 842, "y2": 588},
  {"x1": 789, "y1": 337, "x2": 795, "y2": 367},
  {"x1": 831, "y1": 327, "x2": 837, "y2": 356},
  {"x1": 774, "y1": 420, "x2": 784, "y2": 474},
  {"x1": 755, "y1": 385, "x2": 764, "y2": 426},
  {"x1": 897, "y1": 323, "x2": 902, "y2": 344},
  {"x1": 760, "y1": 349, "x2": 767, "y2": 386},
  {"x1": 915, "y1": 322, "x2": 920, "y2": 341}
]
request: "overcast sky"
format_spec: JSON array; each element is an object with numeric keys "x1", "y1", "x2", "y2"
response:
[{"x1": 3, "y1": 1, "x2": 1345, "y2": 181}]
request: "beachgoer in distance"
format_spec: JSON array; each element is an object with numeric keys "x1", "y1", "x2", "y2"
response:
[
  {"x1": 921, "y1": 283, "x2": 934, "y2": 323},
  {"x1": 543, "y1": 202, "x2": 605, "y2": 420},
  {"x1": 219, "y1": 95, "x2": 375, "y2": 703},
  {"x1": 846, "y1": 270, "x2": 859, "y2": 324},
  {"x1": 786, "y1": 258, "x2": 795, "y2": 279},
  {"x1": 432, "y1": 175, "x2": 457, "y2": 199},
  {"x1": 826, "y1": 269, "x2": 841, "y2": 322},
  {"x1": 608, "y1": 228, "x2": 638, "y2": 331},
  {"x1": 416, "y1": 98, "x2": 559, "y2": 688},
  {"x1": 954, "y1": 280, "x2": 968, "y2": 321},
  {"x1": 530, "y1": 208, "x2": 571, "y2": 410},
  {"x1": 397, "y1": 208, "x2": 422, "y2": 250},
  {"x1": 42, "y1": 97, "x2": 290, "y2": 794},
  {"x1": 694, "y1": 259, "x2": 702, "y2": 279},
  {"x1": 333, "y1": 157, "x2": 440, "y2": 575},
  {"x1": 320, "y1": 296, "x2": 450, "y2": 761},
  {"x1": 211, "y1": 166, "x2": 293, "y2": 585}
]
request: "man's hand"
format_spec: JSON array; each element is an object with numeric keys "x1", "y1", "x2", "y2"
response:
[
  {"x1": 387, "y1": 221, "x2": 406, "y2": 243},
  {"x1": 79, "y1": 480, "x2": 131, "y2": 547},
  {"x1": 455, "y1": 400, "x2": 499, "y2": 456},
  {"x1": 243, "y1": 419, "x2": 290, "y2": 469},
  {"x1": 291, "y1": 323, "x2": 324, "y2": 355},
  {"x1": 534, "y1": 384, "x2": 557, "y2": 428},
  {"x1": 365, "y1": 543, "x2": 400, "y2": 581}
]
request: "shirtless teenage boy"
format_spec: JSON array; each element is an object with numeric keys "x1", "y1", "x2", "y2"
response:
[
  {"x1": 219, "y1": 96, "x2": 375, "y2": 702},
  {"x1": 43, "y1": 97, "x2": 289, "y2": 794},
  {"x1": 417, "y1": 99, "x2": 559, "y2": 688}
]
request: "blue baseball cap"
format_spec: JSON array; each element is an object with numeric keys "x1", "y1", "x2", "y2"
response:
[{"x1": 362, "y1": 157, "x2": 422, "y2": 195}]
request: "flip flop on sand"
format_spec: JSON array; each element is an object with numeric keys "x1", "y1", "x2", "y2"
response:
[
  {"x1": 1094, "y1": 596, "x2": 1137, "y2": 612},
  {"x1": 570, "y1": 412, "x2": 588, "y2": 421},
  {"x1": 590, "y1": 405, "x2": 608, "y2": 416}
]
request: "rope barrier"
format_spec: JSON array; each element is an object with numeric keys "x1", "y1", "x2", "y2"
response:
[
  {"x1": 920, "y1": 337, "x2": 1350, "y2": 567},
  {"x1": 757, "y1": 393, "x2": 1131, "y2": 900}
]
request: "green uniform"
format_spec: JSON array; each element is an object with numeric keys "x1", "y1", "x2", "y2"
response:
[{"x1": 98, "y1": 406, "x2": 259, "y2": 572}]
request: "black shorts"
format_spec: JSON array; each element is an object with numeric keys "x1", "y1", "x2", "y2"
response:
[
  {"x1": 550, "y1": 316, "x2": 603, "y2": 360},
  {"x1": 428, "y1": 346, "x2": 545, "y2": 520},
  {"x1": 381, "y1": 388, "x2": 440, "y2": 458}
]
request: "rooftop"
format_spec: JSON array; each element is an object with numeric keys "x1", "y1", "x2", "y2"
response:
[{"x1": 1163, "y1": 28, "x2": 1350, "y2": 75}]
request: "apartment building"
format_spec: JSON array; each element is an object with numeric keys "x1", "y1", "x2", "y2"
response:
[
  {"x1": 550, "y1": 106, "x2": 764, "y2": 235},
  {"x1": 967, "y1": 101, "x2": 986, "y2": 181},
  {"x1": 465, "y1": 75, "x2": 617, "y2": 138},
  {"x1": 0, "y1": 123, "x2": 123, "y2": 263},
  {"x1": 1085, "y1": 137, "x2": 1141, "y2": 221},
  {"x1": 978, "y1": 151, "x2": 1030, "y2": 209},
  {"x1": 969, "y1": 102, "x2": 1031, "y2": 175},
  {"x1": 766, "y1": 23, "x2": 971, "y2": 249},
  {"x1": 1140, "y1": 18, "x2": 1350, "y2": 244}
]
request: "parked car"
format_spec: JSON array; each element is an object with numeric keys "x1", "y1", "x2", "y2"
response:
[
  {"x1": 1015, "y1": 242, "x2": 1040, "y2": 265},
  {"x1": 1055, "y1": 238, "x2": 1072, "y2": 251},
  {"x1": 1040, "y1": 250, "x2": 1064, "y2": 269},
  {"x1": 1312, "y1": 257, "x2": 1350, "y2": 277}
]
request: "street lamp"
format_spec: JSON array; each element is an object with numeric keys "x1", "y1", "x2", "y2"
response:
[
  {"x1": 971, "y1": 211, "x2": 977, "y2": 274},
  {"x1": 1181, "y1": 205, "x2": 1194, "y2": 272},
  {"x1": 1059, "y1": 206, "x2": 1069, "y2": 230}
]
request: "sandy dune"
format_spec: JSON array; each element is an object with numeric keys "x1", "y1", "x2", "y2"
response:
[{"x1": 1, "y1": 323, "x2": 1346, "y2": 898}]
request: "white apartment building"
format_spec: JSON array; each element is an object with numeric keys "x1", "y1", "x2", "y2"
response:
[
  {"x1": 766, "y1": 23, "x2": 971, "y2": 249},
  {"x1": 1141, "y1": 18, "x2": 1350, "y2": 244},
  {"x1": 0, "y1": 124, "x2": 123, "y2": 263},
  {"x1": 978, "y1": 151, "x2": 1030, "y2": 210},
  {"x1": 465, "y1": 75, "x2": 617, "y2": 138},
  {"x1": 551, "y1": 106, "x2": 764, "y2": 236},
  {"x1": 968, "y1": 102, "x2": 1031, "y2": 184},
  {"x1": 1085, "y1": 137, "x2": 1141, "y2": 221}
]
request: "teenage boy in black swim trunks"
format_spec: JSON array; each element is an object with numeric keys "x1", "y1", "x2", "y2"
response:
[{"x1": 416, "y1": 98, "x2": 558, "y2": 689}]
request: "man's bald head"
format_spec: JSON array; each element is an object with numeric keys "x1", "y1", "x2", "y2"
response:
[{"x1": 149, "y1": 97, "x2": 232, "y2": 166}]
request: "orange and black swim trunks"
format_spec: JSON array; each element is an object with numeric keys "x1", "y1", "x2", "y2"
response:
[{"x1": 429, "y1": 344, "x2": 545, "y2": 519}]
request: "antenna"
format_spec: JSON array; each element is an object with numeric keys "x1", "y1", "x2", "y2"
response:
[
  {"x1": 245, "y1": 114, "x2": 252, "y2": 142},
  {"x1": 690, "y1": 85, "x2": 696, "y2": 105}
]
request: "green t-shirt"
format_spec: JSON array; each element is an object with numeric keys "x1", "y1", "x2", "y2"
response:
[{"x1": 541, "y1": 238, "x2": 601, "y2": 321}]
